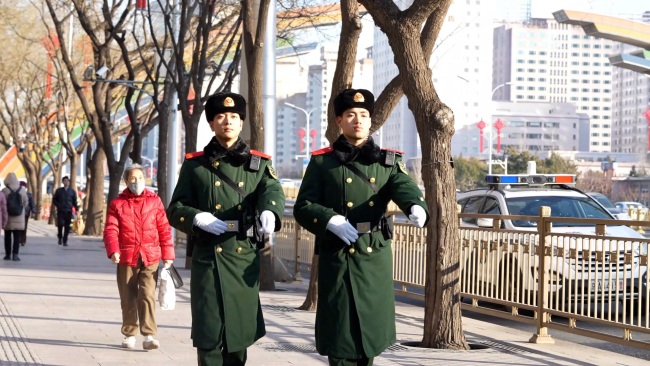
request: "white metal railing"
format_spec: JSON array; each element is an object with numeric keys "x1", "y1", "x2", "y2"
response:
[{"x1": 276, "y1": 208, "x2": 650, "y2": 350}]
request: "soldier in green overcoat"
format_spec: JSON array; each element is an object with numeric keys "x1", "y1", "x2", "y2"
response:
[
  {"x1": 167, "y1": 92, "x2": 285, "y2": 365},
  {"x1": 293, "y1": 89, "x2": 429, "y2": 366}
]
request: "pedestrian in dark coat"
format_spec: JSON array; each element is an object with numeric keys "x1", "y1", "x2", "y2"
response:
[
  {"x1": 52, "y1": 176, "x2": 79, "y2": 246},
  {"x1": 293, "y1": 89, "x2": 429, "y2": 366},
  {"x1": 167, "y1": 92, "x2": 285, "y2": 365}
]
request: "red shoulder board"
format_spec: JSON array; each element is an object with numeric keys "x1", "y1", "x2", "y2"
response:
[
  {"x1": 185, "y1": 151, "x2": 205, "y2": 159},
  {"x1": 250, "y1": 150, "x2": 271, "y2": 159},
  {"x1": 312, "y1": 147, "x2": 334, "y2": 156},
  {"x1": 382, "y1": 148, "x2": 404, "y2": 155}
]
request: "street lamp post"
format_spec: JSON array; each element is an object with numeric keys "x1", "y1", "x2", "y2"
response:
[
  {"x1": 488, "y1": 82, "x2": 511, "y2": 174},
  {"x1": 285, "y1": 103, "x2": 319, "y2": 157},
  {"x1": 141, "y1": 156, "x2": 156, "y2": 180}
]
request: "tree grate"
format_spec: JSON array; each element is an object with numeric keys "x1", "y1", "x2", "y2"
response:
[
  {"x1": 386, "y1": 344, "x2": 409, "y2": 352},
  {"x1": 256, "y1": 342, "x2": 317, "y2": 353},
  {"x1": 261, "y1": 305, "x2": 297, "y2": 312},
  {"x1": 477, "y1": 340, "x2": 529, "y2": 354}
]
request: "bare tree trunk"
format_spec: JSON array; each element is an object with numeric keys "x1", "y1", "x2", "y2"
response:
[
  {"x1": 359, "y1": 0, "x2": 467, "y2": 350},
  {"x1": 84, "y1": 148, "x2": 106, "y2": 236},
  {"x1": 325, "y1": 0, "x2": 362, "y2": 143},
  {"x1": 297, "y1": 254, "x2": 319, "y2": 311}
]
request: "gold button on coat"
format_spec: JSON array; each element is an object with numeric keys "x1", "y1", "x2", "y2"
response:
[
  {"x1": 367, "y1": 247, "x2": 373, "y2": 253},
  {"x1": 313, "y1": 218, "x2": 318, "y2": 223},
  {"x1": 346, "y1": 178, "x2": 352, "y2": 183},
  {"x1": 238, "y1": 205, "x2": 242, "y2": 210},
  {"x1": 236, "y1": 247, "x2": 243, "y2": 253},
  {"x1": 419, "y1": 197, "x2": 424, "y2": 201},
  {"x1": 349, "y1": 248, "x2": 356, "y2": 254},
  {"x1": 271, "y1": 201, "x2": 276, "y2": 205},
  {"x1": 215, "y1": 204, "x2": 222, "y2": 209},
  {"x1": 180, "y1": 217, "x2": 185, "y2": 222},
  {"x1": 369, "y1": 177, "x2": 376, "y2": 183},
  {"x1": 238, "y1": 182, "x2": 244, "y2": 187},
  {"x1": 369, "y1": 201, "x2": 374, "y2": 207},
  {"x1": 213, "y1": 161, "x2": 220, "y2": 167},
  {"x1": 216, "y1": 246, "x2": 223, "y2": 253},
  {"x1": 215, "y1": 181, "x2": 221, "y2": 186},
  {"x1": 347, "y1": 202, "x2": 353, "y2": 208}
]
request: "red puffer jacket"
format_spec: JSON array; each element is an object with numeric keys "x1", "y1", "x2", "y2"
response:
[{"x1": 103, "y1": 188, "x2": 175, "y2": 267}]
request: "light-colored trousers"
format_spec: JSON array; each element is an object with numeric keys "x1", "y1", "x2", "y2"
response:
[{"x1": 116, "y1": 258, "x2": 159, "y2": 337}]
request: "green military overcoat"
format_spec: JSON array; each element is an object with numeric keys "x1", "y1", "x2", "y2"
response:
[
  {"x1": 167, "y1": 138, "x2": 285, "y2": 352},
  {"x1": 293, "y1": 136, "x2": 429, "y2": 359}
]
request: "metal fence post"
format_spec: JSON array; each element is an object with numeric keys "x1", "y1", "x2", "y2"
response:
[
  {"x1": 530, "y1": 205, "x2": 555, "y2": 344},
  {"x1": 293, "y1": 222, "x2": 302, "y2": 281}
]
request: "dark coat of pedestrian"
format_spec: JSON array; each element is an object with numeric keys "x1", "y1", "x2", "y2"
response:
[
  {"x1": 2, "y1": 173, "x2": 28, "y2": 261},
  {"x1": 52, "y1": 176, "x2": 79, "y2": 246},
  {"x1": 103, "y1": 164, "x2": 175, "y2": 350},
  {"x1": 293, "y1": 89, "x2": 429, "y2": 366},
  {"x1": 167, "y1": 92, "x2": 285, "y2": 365},
  {"x1": 0, "y1": 191, "x2": 7, "y2": 248},
  {"x1": 19, "y1": 181, "x2": 36, "y2": 246}
]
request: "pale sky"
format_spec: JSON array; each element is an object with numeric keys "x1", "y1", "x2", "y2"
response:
[{"x1": 496, "y1": 0, "x2": 649, "y2": 21}]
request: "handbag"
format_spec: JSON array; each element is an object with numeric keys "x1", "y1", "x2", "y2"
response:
[{"x1": 167, "y1": 264, "x2": 184, "y2": 289}]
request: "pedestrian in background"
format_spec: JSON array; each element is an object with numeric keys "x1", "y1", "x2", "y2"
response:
[
  {"x1": 167, "y1": 92, "x2": 285, "y2": 365},
  {"x1": 103, "y1": 164, "x2": 175, "y2": 350},
  {"x1": 19, "y1": 181, "x2": 36, "y2": 246},
  {"x1": 0, "y1": 188, "x2": 7, "y2": 255},
  {"x1": 2, "y1": 173, "x2": 28, "y2": 261},
  {"x1": 52, "y1": 176, "x2": 79, "y2": 246},
  {"x1": 293, "y1": 89, "x2": 429, "y2": 366}
]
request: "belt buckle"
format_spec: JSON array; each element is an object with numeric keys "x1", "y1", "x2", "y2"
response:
[
  {"x1": 356, "y1": 222, "x2": 371, "y2": 234},
  {"x1": 225, "y1": 220, "x2": 239, "y2": 232}
]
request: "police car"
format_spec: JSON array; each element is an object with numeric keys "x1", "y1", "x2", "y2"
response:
[{"x1": 457, "y1": 173, "x2": 648, "y2": 307}]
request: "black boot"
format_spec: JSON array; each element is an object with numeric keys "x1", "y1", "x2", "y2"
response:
[
  {"x1": 3, "y1": 255, "x2": 10, "y2": 260},
  {"x1": 58, "y1": 238, "x2": 62, "y2": 245},
  {"x1": 12, "y1": 254, "x2": 20, "y2": 261}
]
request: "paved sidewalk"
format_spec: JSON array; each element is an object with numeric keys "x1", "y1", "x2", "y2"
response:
[{"x1": 1, "y1": 219, "x2": 649, "y2": 365}]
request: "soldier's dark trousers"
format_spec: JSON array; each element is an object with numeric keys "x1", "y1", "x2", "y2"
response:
[
  {"x1": 57, "y1": 211, "x2": 73, "y2": 244},
  {"x1": 328, "y1": 356, "x2": 374, "y2": 366},
  {"x1": 197, "y1": 345, "x2": 247, "y2": 366}
]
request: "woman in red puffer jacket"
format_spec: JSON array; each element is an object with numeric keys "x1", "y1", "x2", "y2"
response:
[{"x1": 103, "y1": 164, "x2": 175, "y2": 351}]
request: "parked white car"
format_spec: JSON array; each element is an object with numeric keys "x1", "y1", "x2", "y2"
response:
[{"x1": 457, "y1": 173, "x2": 647, "y2": 307}]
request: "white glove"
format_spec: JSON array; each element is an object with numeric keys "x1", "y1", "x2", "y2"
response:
[
  {"x1": 258, "y1": 210, "x2": 275, "y2": 234},
  {"x1": 193, "y1": 212, "x2": 228, "y2": 235},
  {"x1": 326, "y1": 215, "x2": 359, "y2": 246},
  {"x1": 409, "y1": 205, "x2": 427, "y2": 228}
]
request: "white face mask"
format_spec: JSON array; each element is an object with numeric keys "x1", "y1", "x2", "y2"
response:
[{"x1": 128, "y1": 181, "x2": 146, "y2": 195}]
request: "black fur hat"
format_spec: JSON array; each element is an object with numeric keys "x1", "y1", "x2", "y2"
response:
[
  {"x1": 205, "y1": 92, "x2": 247, "y2": 122},
  {"x1": 333, "y1": 88, "x2": 374, "y2": 117}
]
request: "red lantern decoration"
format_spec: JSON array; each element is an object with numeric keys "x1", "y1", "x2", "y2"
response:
[
  {"x1": 297, "y1": 128, "x2": 306, "y2": 153},
  {"x1": 136, "y1": 0, "x2": 147, "y2": 11},
  {"x1": 494, "y1": 118, "x2": 505, "y2": 153},
  {"x1": 309, "y1": 129, "x2": 317, "y2": 151},
  {"x1": 477, "y1": 120, "x2": 486, "y2": 153}
]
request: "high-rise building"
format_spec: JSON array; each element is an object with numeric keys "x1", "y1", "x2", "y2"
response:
[
  {"x1": 493, "y1": 18, "x2": 616, "y2": 152},
  {"x1": 373, "y1": 0, "x2": 493, "y2": 161},
  {"x1": 611, "y1": 43, "x2": 650, "y2": 156}
]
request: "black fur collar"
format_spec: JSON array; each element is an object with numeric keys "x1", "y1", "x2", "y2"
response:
[
  {"x1": 203, "y1": 137, "x2": 250, "y2": 166},
  {"x1": 332, "y1": 135, "x2": 381, "y2": 164}
]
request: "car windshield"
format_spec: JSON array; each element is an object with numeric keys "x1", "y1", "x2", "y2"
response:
[{"x1": 506, "y1": 196, "x2": 612, "y2": 227}]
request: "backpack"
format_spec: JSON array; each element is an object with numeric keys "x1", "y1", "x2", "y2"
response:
[{"x1": 6, "y1": 187, "x2": 24, "y2": 216}]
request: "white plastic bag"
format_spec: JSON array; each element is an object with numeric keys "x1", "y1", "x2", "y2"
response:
[{"x1": 158, "y1": 267, "x2": 176, "y2": 310}]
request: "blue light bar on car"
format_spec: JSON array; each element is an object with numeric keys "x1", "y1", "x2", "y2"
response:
[{"x1": 485, "y1": 174, "x2": 575, "y2": 185}]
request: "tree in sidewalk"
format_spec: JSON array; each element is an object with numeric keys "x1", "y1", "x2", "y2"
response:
[
  {"x1": 576, "y1": 170, "x2": 612, "y2": 197},
  {"x1": 299, "y1": 2, "x2": 470, "y2": 350},
  {"x1": 43, "y1": 0, "x2": 164, "y2": 234},
  {"x1": 0, "y1": 4, "x2": 64, "y2": 222},
  {"x1": 358, "y1": 0, "x2": 468, "y2": 349}
]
